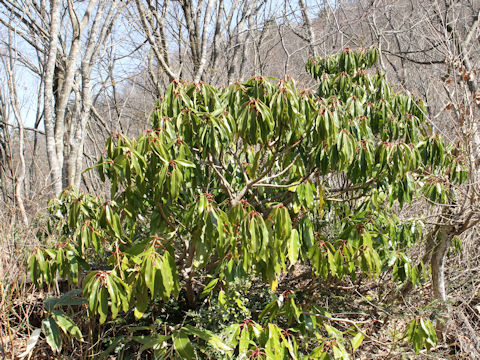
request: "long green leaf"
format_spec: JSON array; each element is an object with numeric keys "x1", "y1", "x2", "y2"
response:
[
  {"x1": 43, "y1": 317, "x2": 62, "y2": 352},
  {"x1": 51, "y1": 310, "x2": 83, "y2": 341},
  {"x1": 173, "y1": 331, "x2": 195, "y2": 359}
]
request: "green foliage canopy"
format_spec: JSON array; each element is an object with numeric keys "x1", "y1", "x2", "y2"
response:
[{"x1": 28, "y1": 47, "x2": 465, "y2": 358}]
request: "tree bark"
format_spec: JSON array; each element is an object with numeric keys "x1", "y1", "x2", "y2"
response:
[
  {"x1": 430, "y1": 223, "x2": 455, "y2": 302},
  {"x1": 193, "y1": 0, "x2": 215, "y2": 82},
  {"x1": 44, "y1": 0, "x2": 62, "y2": 195},
  {"x1": 5, "y1": 60, "x2": 28, "y2": 225},
  {"x1": 298, "y1": 0, "x2": 317, "y2": 57}
]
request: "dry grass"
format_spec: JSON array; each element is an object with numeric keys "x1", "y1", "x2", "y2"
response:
[{"x1": 0, "y1": 203, "x2": 46, "y2": 360}]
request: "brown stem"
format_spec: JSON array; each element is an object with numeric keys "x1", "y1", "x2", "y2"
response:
[{"x1": 184, "y1": 241, "x2": 196, "y2": 307}]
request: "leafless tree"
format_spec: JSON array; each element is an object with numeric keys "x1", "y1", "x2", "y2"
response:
[
  {"x1": 130, "y1": 0, "x2": 291, "y2": 89},
  {"x1": 0, "y1": 0, "x2": 125, "y2": 195},
  {"x1": 2, "y1": 31, "x2": 28, "y2": 224}
]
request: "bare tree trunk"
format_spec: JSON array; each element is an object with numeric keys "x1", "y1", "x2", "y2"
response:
[
  {"x1": 193, "y1": 0, "x2": 215, "y2": 82},
  {"x1": 1, "y1": 21, "x2": 29, "y2": 224},
  {"x1": 13, "y1": 115, "x2": 28, "y2": 225},
  {"x1": 0, "y1": 95, "x2": 13, "y2": 203},
  {"x1": 65, "y1": 0, "x2": 120, "y2": 188},
  {"x1": 298, "y1": 0, "x2": 317, "y2": 57},
  {"x1": 58, "y1": 0, "x2": 101, "y2": 189},
  {"x1": 430, "y1": 223, "x2": 455, "y2": 301},
  {"x1": 44, "y1": 0, "x2": 62, "y2": 195}
]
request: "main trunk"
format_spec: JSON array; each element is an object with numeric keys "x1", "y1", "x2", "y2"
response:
[
  {"x1": 430, "y1": 223, "x2": 456, "y2": 302},
  {"x1": 44, "y1": 0, "x2": 62, "y2": 196}
]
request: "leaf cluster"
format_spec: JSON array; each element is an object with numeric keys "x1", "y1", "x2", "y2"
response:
[{"x1": 27, "y1": 47, "x2": 464, "y2": 358}]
